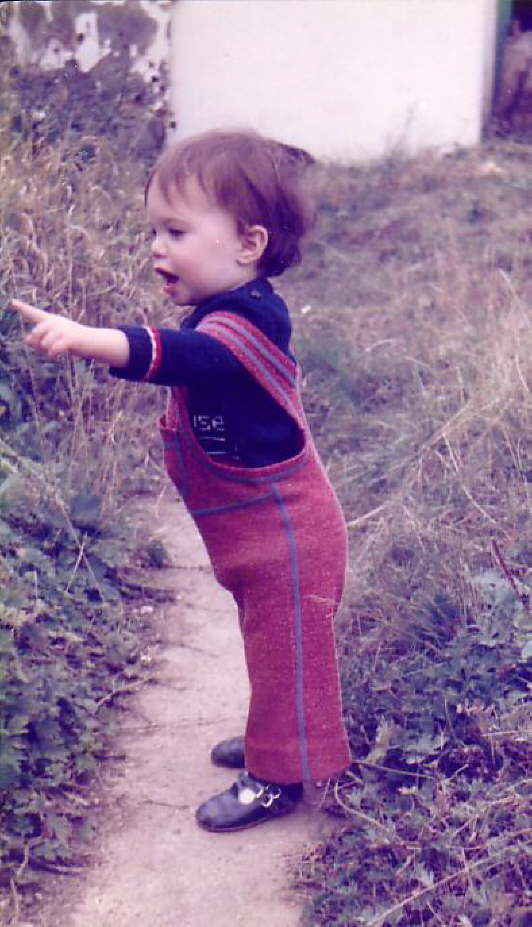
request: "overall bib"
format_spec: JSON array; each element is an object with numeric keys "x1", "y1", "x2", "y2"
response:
[{"x1": 160, "y1": 311, "x2": 351, "y2": 784}]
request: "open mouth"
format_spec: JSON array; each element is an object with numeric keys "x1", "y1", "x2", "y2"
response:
[
  {"x1": 155, "y1": 268, "x2": 179, "y2": 286},
  {"x1": 154, "y1": 268, "x2": 182, "y2": 297}
]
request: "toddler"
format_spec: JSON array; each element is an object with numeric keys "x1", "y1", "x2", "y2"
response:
[{"x1": 12, "y1": 129, "x2": 351, "y2": 832}]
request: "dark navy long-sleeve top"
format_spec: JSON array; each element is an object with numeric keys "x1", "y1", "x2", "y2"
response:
[{"x1": 109, "y1": 278, "x2": 301, "y2": 467}]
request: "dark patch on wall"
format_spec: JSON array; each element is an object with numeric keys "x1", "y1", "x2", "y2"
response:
[
  {"x1": 17, "y1": 0, "x2": 92, "y2": 53},
  {"x1": 14, "y1": 0, "x2": 159, "y2": 59},
  {"x1": 7, "y1": 0, "x2": 171, "y2": 162},
  {"x1": 96, "y1": 0, "x2": 157, "y2": 56},
  {"x1": 51, "y1": 0, "x2": 93, "y2": 23},
  {"x1": 18, "y1": 0, "x2": 47, "y2": 38},
  {"x1": 47, "y1": 3, "x2": 77, "y2": 48},
  {"x1": 0, "y1": 1, "x2": 13, "y2": 27}
]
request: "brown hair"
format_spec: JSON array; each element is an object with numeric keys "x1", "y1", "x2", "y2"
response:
[{"x1": 146, "y1": 129, "x2": 315, "y2": 277}]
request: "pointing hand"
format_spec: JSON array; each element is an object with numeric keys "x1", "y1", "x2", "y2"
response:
[
  {"x1": 10, "y1": 300, "x2": 88, "y2": 359},
  {"x1": 10, "y1": 299, "x2": 130, "y2": 367}
]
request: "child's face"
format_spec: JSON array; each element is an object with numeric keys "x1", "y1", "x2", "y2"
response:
[{"x1": 147, "y1": 174, "x2": 258, "y2": 306}]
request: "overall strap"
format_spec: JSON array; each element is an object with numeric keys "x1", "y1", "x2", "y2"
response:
[{"x1": 196, "y1": 311, "x2": 305, "y2": 427}]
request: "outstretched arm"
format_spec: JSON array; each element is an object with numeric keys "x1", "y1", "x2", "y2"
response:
[{"x1": 10, "y1": 300, "x2": 130, "y2": 368}]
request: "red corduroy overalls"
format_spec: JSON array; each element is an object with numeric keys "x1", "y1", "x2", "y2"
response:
[{"x1": 159, "y1": 310, "x2": 351, "y2": 784}]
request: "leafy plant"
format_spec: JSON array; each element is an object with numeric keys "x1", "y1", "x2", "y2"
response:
[
  {"x1": 297, "y1": 575, "x2": 530, "y2": 926},
  {"x1": 0, "y1": 466, "x2": 163, "y2": 886},
  {"x1": 0, "y1": 32, "x2": 173, "y2": 921}
]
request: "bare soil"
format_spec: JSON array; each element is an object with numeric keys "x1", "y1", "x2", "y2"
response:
[{"x1": 33, "y1": 488, "x2": 330, "y2": 927}]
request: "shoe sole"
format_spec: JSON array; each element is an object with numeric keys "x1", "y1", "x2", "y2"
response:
[{"x1": 196, "y1": 805, "x2": 298, "y2": 833}]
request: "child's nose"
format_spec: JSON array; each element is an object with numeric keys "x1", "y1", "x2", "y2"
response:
[{"x1": 151, "y1": 235, "x2": 166, "y2": 258}]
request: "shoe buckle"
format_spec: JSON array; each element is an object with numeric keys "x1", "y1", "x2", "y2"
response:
[
  {"x1": 260, "y1": 785, "x2": 282, "y2": 808},
  {"x1": 238, "y1": 785, "x2": 261, "y2": 805}
]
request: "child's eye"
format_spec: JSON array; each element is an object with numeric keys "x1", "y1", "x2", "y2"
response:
[{"x1": 168, "y1": 228, "x2": 184, "y2": 239}]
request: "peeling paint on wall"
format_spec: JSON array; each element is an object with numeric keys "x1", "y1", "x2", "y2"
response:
[
  {"x1": 8, "y1": 0, "x2": 172, "y2": 85},
  {"x1": 5, "y1": 0, "x2": 175, "y2": 163}
]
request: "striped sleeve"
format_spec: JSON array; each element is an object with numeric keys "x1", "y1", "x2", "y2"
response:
[
  {"x1": 108, "y1": 325, "x2": 158, "y2": 382},
  {"x1": 142, "y1": 327, "x2": 162, "y2": 381},
  {"x1": 108, "y1": 324, "x2": 241, "y2": 386}
]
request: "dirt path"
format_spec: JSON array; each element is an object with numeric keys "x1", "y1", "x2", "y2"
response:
[{"x1": 42, "y1": 489, "x2": 329, "y2": 927}]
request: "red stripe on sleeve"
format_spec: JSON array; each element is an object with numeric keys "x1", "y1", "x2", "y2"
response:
[{"x1": 142, "y1": 327, "x2": 162, "y2": 381}]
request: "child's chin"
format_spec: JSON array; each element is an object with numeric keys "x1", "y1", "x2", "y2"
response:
[{"x1": 164, "y1": 282, "x2": 185, "y2": 303}]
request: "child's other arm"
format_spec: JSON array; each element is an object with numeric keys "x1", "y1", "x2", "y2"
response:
[{"x1": 10, "y1": 300, "x2": 130, "y2": 367}]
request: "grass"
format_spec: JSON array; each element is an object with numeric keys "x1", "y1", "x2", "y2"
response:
[
  {"x1": 280, "y1": 145, "x2": 531, "y2": 625},
  {"x1": 0, "y1": 50, "x2": 177, "y2": 921},
  {"x1": 2, "y1": 133, "x2": 169, "y2": 505},
  {"x1": 276, "y1": 145, "x2": 532, "y2": 926}
]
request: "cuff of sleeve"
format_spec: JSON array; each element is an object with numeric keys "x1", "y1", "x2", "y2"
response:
[{"x1": 109, "y1": 325, "x2": 160, "y2": 382}]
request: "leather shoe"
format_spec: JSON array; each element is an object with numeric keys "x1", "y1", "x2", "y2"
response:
[
  {"x1": 210, "y1": 736, "x2": 245, "y2": 769},
  {"x1": 196, "y1": 772, "x2": 302, "y2": 833}
]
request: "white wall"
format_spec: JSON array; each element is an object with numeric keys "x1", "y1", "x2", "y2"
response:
[{"x1": 170, "y1": 0, "x2": 498, "y2": 162}]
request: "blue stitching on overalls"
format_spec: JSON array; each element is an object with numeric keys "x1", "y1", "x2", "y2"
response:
[
  {"x1": 271, "y1": 481, "x2": 311, "y2": 783},
  {"x1": 191, "y1": 490, "x2": 274, "y2": 517}
]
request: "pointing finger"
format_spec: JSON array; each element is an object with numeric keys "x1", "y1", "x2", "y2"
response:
[{"x1": 10, "y1": 299, "x2": 50, "y2": 324}]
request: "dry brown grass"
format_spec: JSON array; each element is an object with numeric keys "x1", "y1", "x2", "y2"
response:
[
  {"x1": 1, "y1": 133, "x2": 177, "y2": 518},
  {"x1": 278, "y1": 145, "x2": 532, "y2": 639},
  {"x1": 278, "y1": 144, "x2": 531, "y2": 927}
]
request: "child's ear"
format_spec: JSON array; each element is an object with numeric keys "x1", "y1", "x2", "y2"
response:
[{"x1": 238, "y1": 225, "x2": 268, "y2": 265}]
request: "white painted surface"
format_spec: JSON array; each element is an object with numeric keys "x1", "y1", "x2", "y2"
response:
[
  {"x1": 8, "y1": 0, "x2": 499, "y2": 163},
  {"x1": 170, "y1": 0, "x2": 498, "y2": 161}
]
